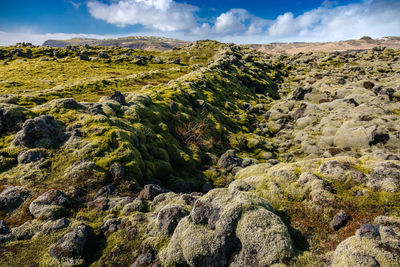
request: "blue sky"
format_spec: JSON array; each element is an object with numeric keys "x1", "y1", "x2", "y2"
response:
[{"x1": 1, "y1": 0, "x2": 400, "y2": 45}]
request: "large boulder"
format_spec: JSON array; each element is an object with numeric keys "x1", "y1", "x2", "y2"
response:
[
  {"x1": 332, "y1": 218, "x2": 400, "y2": 267},
  {"x1": 0, "y1": 185, "x2": 30, "y2": 212},
  {"x1": 160, "y1": 188, "x2": 293, "y2": 266},
  {"x1": 50, "y1": 224, "x2": 90, "y2": 266},
  {"x1": 12, "y1": 115, "x2": 68, "y2": 148},
  {"x1": 29, "y1": 189, "x2": 70, "y2": 219},
  {"x1": 367, "y1": 162, "x2": 400, "y2": 192}
]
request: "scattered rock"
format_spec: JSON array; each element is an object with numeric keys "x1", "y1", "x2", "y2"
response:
[
  {"x1": 110, "y1": 91, "x2": 126, "y2": 105},
  {"x1": 356, "y1": 224, "x2": 381, "y2": 239},
  {"x1": 101, "y1": 218, "x2": 121, "y2": 235},
  {"x1": 12, "y1": 115, "x2": 68, "y2": 148},
  {"x1": 98, "y1": 52, "x2": 109, "y2": 59},
  {"x1": 292, "y1": 87, "x2": 312, "y2": 100},
  {"x1": 42, "y1": 218, "x2": 70, "y2": 233},
  {"x1": 367, "y1": 162, "x2": 400, "y2": 192},
  {"x1": 17, "y1": 149, "x2": 44, "y2": 164},
  {"x1": 0, "y1": 185, "x2": 30, "y2": 212},
  {"x1": 330, "y1": 210, "x2": 351, "y2": 231},
  {"x1": 138, "y1": 184, "x2": 168, "y2": 201},
  {"x1": 122, "y1": 199, "x2": 146, "y2": 215},
  {"x1": 157, "y1": 205, "x2": 189, "y2": 235},
  {"x1": 50, "y1": 224, "x2": 90, "y2": 266},
  {"x1": 363, "y1": 81, "x2": 375, "y2": 89},
  {"x1": 79, "y1": 53, "x2": 89, "y2": 61},
  {"x1": 94, "y1": 184, "x2": 118, "y2": 199},
  {"x1": 319, "y1": 160, "x2": 351, "y2": 181},
  {"x1": 29, "y1": 189, "x2": 70, "y2": 219},
  {"x1": 217, "y1": 149, "x2": 243, "y2": 172},
  {"x1": 10, "y1": 220, "x2": 43, "y2": 241}
]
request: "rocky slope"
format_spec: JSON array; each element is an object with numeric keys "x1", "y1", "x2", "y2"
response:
[
  {"x1": 246, "y1": 36, "x2": 400, "y2": 54},
  {"x1": 0, "y1": 41, "x2": 399, "y2": 266},
  {"x1": 42, "y1": 36, "x2": 189, "y2": 51}
]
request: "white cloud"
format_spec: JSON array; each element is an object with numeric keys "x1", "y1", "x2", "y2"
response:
[
  {"x1": 87, "y1": 0, "x2": 198, "y2": 31},
  {"x1": 267, "y1": 0, "x2": 400, "y2": 42},
  {"x1": 1, "y1": 0, "x2": 399, "y2": 46}
]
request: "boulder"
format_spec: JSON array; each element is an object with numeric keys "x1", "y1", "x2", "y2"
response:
[
  {"x1": 110, "y1": 91, "x2": 126, "y2": 105},
  {"x1": 330, "y1": 210, "x2": 351, "y2": 231},
  {"x1": 94, "y1": 184, "x2": 118, "y2": 199},
  {"x1": 41, "y1": 218, "x2": 70, "y2": 233},
  {"x1": 109, "y1": 163, "x2": 127, "y2": 180},
  {"x1": 17, "y1": 149, "x2": 44, "y2": 164},
  {"x1": 98, "y1": 52, "x2": 109, "y2": 59},
  {"x1": 0, "y1": 185, "x2": 30, "y2": 212},
  {"x1": 292, "y1": 87, "x2": 312, "y2": 100},
  {"x1": 101, "y1": 218, "x2": 121, "y2": 235},
  {"x1": 138, "y1": 184, "x2": 168, "y2": 201},
  {"x1": 363, "y1": 81, "x2": 375, "y2": 89},
  {"x1": 217, "y1": 150, "x2": 243, "y2": 172},
  {"x1": 10, "y1": 220, "x2": 43, "y2": 241},
  {"x1": 319, "y1": 160, "x2": 352, "y2": 181},
  {"x1": 12, "y1": 115, "x2": 68, "y2": 148},
  {"x1": 122, "y1": 199, "x2": 146, "y2": 215},
  {"x1": 29, "y1": 189, "x2": 70, "y2": 219},
  {"x1": 160, "y1": 188, "x2": 293, "y2": 266},
  {"x1": 157, "y1": 205, "x2": 189, "y2": 235},
  {"x1": 367, "y1": 162, "x2": 400, "y2": 192},
  {"x1": 332, "y1": 221, "x2": 400, "y2": 266},
  {"x1": 50, "y1": 224, "x2": 90, "y2": 266}
]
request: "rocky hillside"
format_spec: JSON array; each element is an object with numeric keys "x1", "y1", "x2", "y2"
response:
[
  {"x1": 0, "y1": 41, "x2": 399, "y2": 266},
  {"x1": 246, "y1": 36, "x2": 400, "y2": 54},
  {"x1": 42, "y1": 36, "x2": 189, "y2": 51}
]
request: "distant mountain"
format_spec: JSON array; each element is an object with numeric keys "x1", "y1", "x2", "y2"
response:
[
  {"x1": 42, "y1": 36, "x2": 189, "y2": 51},
  {"x1": 244, "y1": 36, "x2": 400, "y2": 54}
]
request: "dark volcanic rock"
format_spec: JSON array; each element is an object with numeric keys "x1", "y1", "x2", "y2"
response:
[
  {"x1": 50, "y1": 224, "x2": 89, "y2": 266},
  {"x1": 330, "y1": 210, "x2": 351, "y2": 231},
  {"x1": 217, "y1": 149, "x2": 243, "y2": 172},
  {"x1": 17, "y1": 149, "x2": 44, "y2": 164},
  {"x1": 356, "y1": 224, "x2": 380, "y2": 240},
  {"x1": 138, "y1": 184, "x2": 167, "y2": 201},
  {"x1": 0, "y1": 185, "x2": 30, "y2": 212},
  {"x1": 292, "y1": 87, "x2": 312, "y2": 100},
  {"x1": 94, "y1": 184, "x2": 118, "y2": 199},
  {"x1": 190, "y1": 199, "x2": 220, "y2": 230},
  {"x1": 29, "y1": 189, "x2": 70, "y2": 219},
  {"x1": 157, "y1": 205, "x2": 189, "y2": 235},
  {"x1": 98, "y1": 52, "x2": 110, "y2": 59},
  {"x1": 110, "y1": 91, "x2": 126, "y2": 105},
  {"x1": 363, "y1": 81, "x2": 375, "y2": 89},
  {"x1": 101, "y1": 218, "x2": 121, "y2": 235},
  {"x1": 12, "y1": 115, "x2": 68, "y2": 148}
]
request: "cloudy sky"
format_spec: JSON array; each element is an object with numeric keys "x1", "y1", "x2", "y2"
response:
[{"x1": 1, "y1": 0, "x2": 400, "y2": 45}]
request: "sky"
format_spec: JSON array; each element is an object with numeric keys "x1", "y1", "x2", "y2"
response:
[{"x1": 0, "y1": 0, "x2": 400, "y2": 45}]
